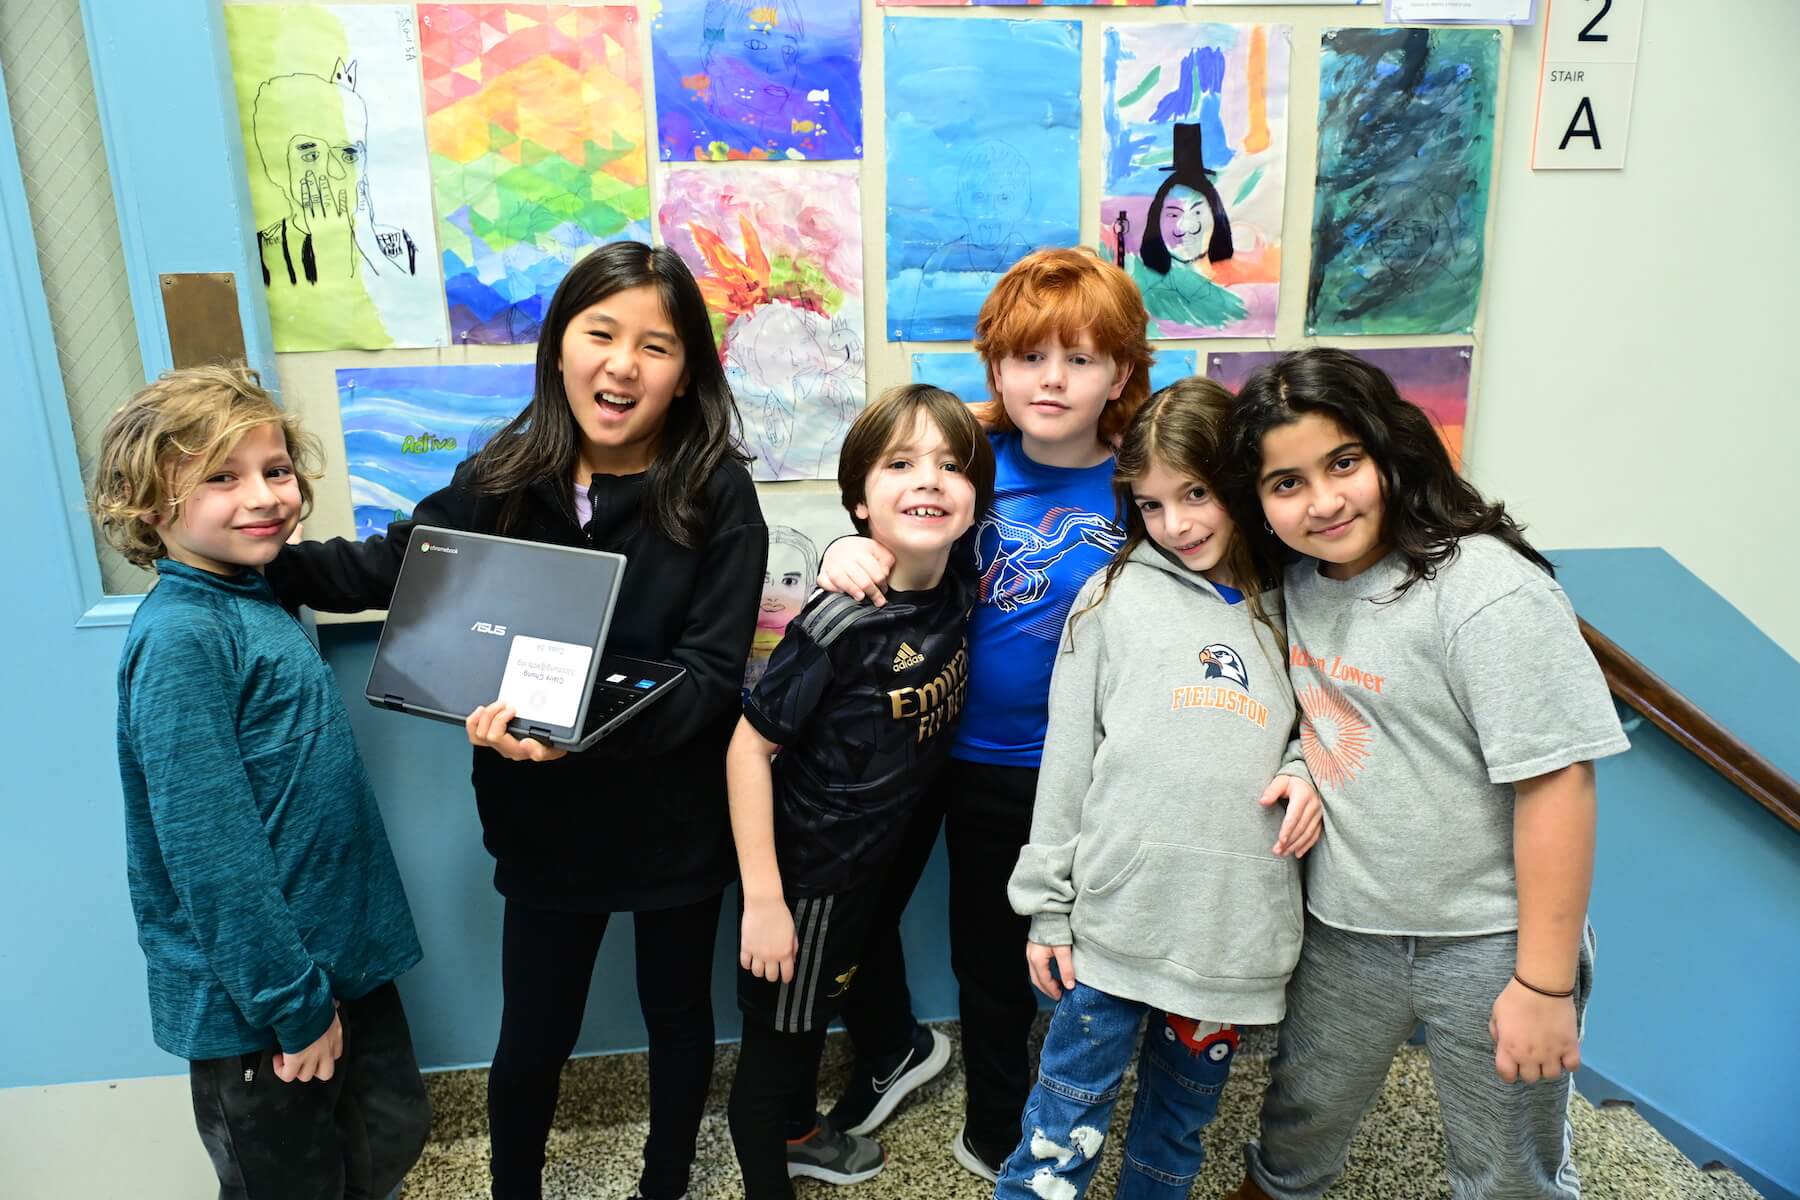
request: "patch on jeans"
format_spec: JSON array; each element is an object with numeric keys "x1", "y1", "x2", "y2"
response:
[
  {"x1": 1029, "y1": 1124, "x2": 1106, "y2": 1173},
  {"x1": 1163, "y1": 1015, "x2": 1239, "y2": 1063}
]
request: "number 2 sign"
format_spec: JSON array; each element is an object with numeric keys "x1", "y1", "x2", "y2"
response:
[{"x1": 1532, "y1": 0, "x2": 1646, "y2": 169}]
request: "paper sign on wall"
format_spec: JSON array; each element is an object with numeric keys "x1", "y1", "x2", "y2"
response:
[
  {"x1": 1384, "y1": 0, "x2": 1536, "y2": 22},
  {"x1": 1532, "y1": 0, "x2": 1645, "y2": 170}
]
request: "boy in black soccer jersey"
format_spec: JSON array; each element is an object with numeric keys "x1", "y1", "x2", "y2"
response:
[{"x1": 724, "y1": 385, "x2": 995, "y2": 1199}]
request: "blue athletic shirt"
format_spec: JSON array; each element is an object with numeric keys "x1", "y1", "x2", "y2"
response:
[{"x1": 953, "y1": 431, "x2": 1125, "y2": 766}]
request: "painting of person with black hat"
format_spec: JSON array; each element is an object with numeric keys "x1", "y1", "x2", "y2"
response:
[{"x1": 1126, "y1": 122, "x2": 1248, "y2": 332}]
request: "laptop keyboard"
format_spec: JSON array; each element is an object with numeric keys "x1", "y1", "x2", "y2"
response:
[{"x1": 582, "y1": 685, "x2": 645, "y2": 733}]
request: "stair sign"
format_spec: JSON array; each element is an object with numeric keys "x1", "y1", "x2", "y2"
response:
[{"x1": 1532, "y1": 0, "x2": 1646, "y2": 169}]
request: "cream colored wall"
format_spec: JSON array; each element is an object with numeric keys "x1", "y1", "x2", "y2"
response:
[
  {"x1": 1471, "y1": 1, "x2": 1800, "y2": 658},
  {"x1": 0, "y1": 1074, "x2": 216, "y2": 1199},
  {"x1": 267, "y1": 0, "x2": 1799, "y2": 658}
]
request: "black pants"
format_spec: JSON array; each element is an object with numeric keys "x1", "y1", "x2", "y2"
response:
[
  {"x1": 839, "y1": 758, "x2": 1038, "y2": 1151},
  {"x1": 487, "y1": 892, "x2": 722, "y2": 1200},
  {"x1": 188, "y1": 981, "x2": 430, "y2": 1200},
  {"x1": 730, "y1": 1022, "x2": 830, "y2": 1200},
  {"x1": 731, "y1": 884, "x2": 884, "y2": 1199}
]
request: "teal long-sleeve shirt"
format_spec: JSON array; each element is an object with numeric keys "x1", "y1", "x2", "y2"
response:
[{"x1": 116, "y1": 559, "x2": 421, "y2": 1060}]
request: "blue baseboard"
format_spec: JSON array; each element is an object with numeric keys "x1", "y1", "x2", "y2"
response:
[{"x1": 1575, "y1": 1065, "x2": 1795, "y2": 1200}]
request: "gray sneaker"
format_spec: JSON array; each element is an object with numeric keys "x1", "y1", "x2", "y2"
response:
[{"x1": 786, "y1": 1117, "x2": 886, "y2": 1185}]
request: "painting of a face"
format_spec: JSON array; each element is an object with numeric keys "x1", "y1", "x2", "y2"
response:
[
  {"x1": 957, "y1": 165, "x2": 1029, "y2": 249},
  {"x1": 284, "y1": 133, "x2": 363, "y2": 221},
  {"x1": 759, "y1": 539, "x2": 811, "y2": 631},
  {"x1": 1160, "y1": 184, "x2": 1213, "y2": 265},
  {"x1": 710, "y1": 10, "x2": 803, "y2": 120},
  {"x1": 1369, "y1": 215, "x2": 1441, "y2": 281}
]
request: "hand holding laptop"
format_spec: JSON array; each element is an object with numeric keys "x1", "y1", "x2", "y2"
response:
[{"x1": 467, "y1": 701, "x2": 568, "y2": 763}]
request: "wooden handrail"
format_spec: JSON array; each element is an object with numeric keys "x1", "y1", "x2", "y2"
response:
[{"x1": 1579, "y1": 619, "x2": 1800, "y2": 835}]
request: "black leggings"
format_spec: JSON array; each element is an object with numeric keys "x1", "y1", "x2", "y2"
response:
[
  {"x1": 487, "y1": 892, "x2": 722, "y2": 1200},
  {"x1": 728, "y1": 1021, "x2": 831, "y2": 1200}
]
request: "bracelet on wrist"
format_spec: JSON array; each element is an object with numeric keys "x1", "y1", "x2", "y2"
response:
[{"x1": 1512, "y1": 970, "x2": 1575, "y2": 999}]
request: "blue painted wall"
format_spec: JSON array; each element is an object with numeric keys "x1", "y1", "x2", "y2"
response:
[
  {"x1": 1, "y1": 0, "x2": 286, "y2": 1085},
  {"x1": 1555, "y1": 550, "x2": 1800, "y2": 1200}
]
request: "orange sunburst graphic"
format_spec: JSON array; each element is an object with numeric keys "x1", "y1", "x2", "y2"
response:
[{"x1": 1295, "y1": 681, "x2": 1374, "y2": 790}]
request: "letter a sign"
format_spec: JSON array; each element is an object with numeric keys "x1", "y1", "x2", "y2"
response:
[{"x1": 1532, "y1": 0, "x2": 1645, "y2": 169}]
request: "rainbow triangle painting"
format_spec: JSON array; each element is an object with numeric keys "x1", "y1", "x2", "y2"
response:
[{"x1": 419, "y1": 4, "x2": 649, "y2": 344}]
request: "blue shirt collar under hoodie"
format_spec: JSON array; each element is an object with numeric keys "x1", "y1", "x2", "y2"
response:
[{"x1": 1131, "y1": 539, "x2": 1251, "y2": 607}]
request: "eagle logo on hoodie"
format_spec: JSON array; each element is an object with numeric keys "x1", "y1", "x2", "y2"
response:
[{"x1": 1198, "y1": 643, "x2": 1249, "y2": 692}]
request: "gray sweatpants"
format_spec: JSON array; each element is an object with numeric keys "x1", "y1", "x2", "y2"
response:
[{"x1": 1245, "y1": 915, "x2": 1596, "y2": 1200}]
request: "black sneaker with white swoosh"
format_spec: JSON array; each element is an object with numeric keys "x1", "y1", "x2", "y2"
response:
[{"x1": 825, "y1": 1023, "x2": 951, "y2": 1137}]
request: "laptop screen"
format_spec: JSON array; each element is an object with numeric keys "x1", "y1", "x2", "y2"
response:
[{"x1": 366, "y1": 527, "x2": 625, "y2": 736}]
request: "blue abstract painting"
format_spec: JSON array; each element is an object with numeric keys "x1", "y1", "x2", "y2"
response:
[
  {"x1": 336, "y1": 363, "x2": 534, "y2": 540},
  {"x1": 652, "y1": 0, "x2": 862, "y2": 162},
  {"x1": 911, "y1": 349, "x2": 1198, "y2": 406},
  {"x1": 885, "y1": 18, "x2": 1081, "y2": 342}
]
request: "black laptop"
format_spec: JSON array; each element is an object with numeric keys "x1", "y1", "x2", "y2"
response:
[{"x1": 364, "y1": 526, "x2": 684, "y2": 751}]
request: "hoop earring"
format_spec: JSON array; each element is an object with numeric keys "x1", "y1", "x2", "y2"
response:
[{"x1": 1263, "y1": 520, "x2": 1275, "y2": 535}]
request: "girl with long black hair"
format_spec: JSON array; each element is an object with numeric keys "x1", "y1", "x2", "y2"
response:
[
  {"x1": 266, "y1": 241, "x2": 768, "y2": 1200},
  {"x1": 1219, "y1": 348, "x2": 1627, "y2": 1200}
]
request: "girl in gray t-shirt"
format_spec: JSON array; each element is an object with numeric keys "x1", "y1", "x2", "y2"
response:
[{"x1": 1220, "y1": 348, "x2": 1628, "y2": 1200}]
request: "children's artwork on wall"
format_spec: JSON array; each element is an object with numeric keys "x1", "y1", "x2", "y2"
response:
[
  {"x1": 911, "y1": 349, "x2": 1199, "y2": 407},
  {"x1": 419, "y1": 4, "x2": 649, "y2": 345},
  {"x1": 224, "y1": 5, "x2": 447, "y2": 352},
  {"x1": 658, "y1": 166, "x2": 865, "y2": 482},
  {"x1": 881, "y1": 1, "x2": 1177, "y2": 7},
  {"x1": 1307, "y1": 27, "x2": 1499, "y2": 336},
  {"x1": 651, "y1": 0, "x2": 861, "y2": 162},
  {"x1": 746, "y1": 489, "x2": 856, "y2": 692},
  {"x1": 1207, "y1": 346, "x2": 1472, "y2": 462},
  {"x1": 336, "y1": 363, "x2": 533, "y2": 539},
  {"x1": 885, "y1": 18, "x2": 1081, "y2": 342},
  {"x1": 1102, "y1": 23, "x2": 1290, "y2": 339}
]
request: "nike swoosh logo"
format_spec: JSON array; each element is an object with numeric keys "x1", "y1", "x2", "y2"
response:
[{"x1": 870, "y1": 1052, "x2": 914, "y2": 1095}]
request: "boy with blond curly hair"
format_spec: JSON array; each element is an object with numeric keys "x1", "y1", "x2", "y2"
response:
[{"x1": 92, "y1": 364, "x2": 427, "y2": 1199}]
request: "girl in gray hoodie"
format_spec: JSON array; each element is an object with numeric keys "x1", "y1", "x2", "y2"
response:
[{"x1": 994, "y1": 379, "x2": 1323, "y2": 1200}]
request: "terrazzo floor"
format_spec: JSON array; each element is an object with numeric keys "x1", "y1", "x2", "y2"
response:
[{"x1": 403, "y1": 1020, "x2": 1760, "y2": 1199}]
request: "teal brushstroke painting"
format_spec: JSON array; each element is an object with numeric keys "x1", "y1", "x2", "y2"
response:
[{"x1": 1307, "y1": 27, "x2": 1499, "y2": 336}]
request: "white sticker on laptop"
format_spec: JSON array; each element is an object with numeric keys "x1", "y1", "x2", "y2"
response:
[{"x1": 497, "y1": 636, "x2": 594, "y2": 728}]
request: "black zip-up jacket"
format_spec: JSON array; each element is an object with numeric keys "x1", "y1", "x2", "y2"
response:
[{"x1": 265, "y1": 460, "x2": 768, "y2": 912}]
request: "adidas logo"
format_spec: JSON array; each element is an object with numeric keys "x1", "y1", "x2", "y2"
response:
[{"x1": 892, "y1": 642, "x2": 925, "y2": 672}]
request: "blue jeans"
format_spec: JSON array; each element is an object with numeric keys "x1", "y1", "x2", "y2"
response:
[{"x1": 994, "y1": 983, "x2": 1238, "y2": 1200}]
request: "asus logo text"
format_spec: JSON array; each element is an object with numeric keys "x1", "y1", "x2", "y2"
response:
[{"x1": 471, "y1": 622, "x2": 507, "y2": 636}]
